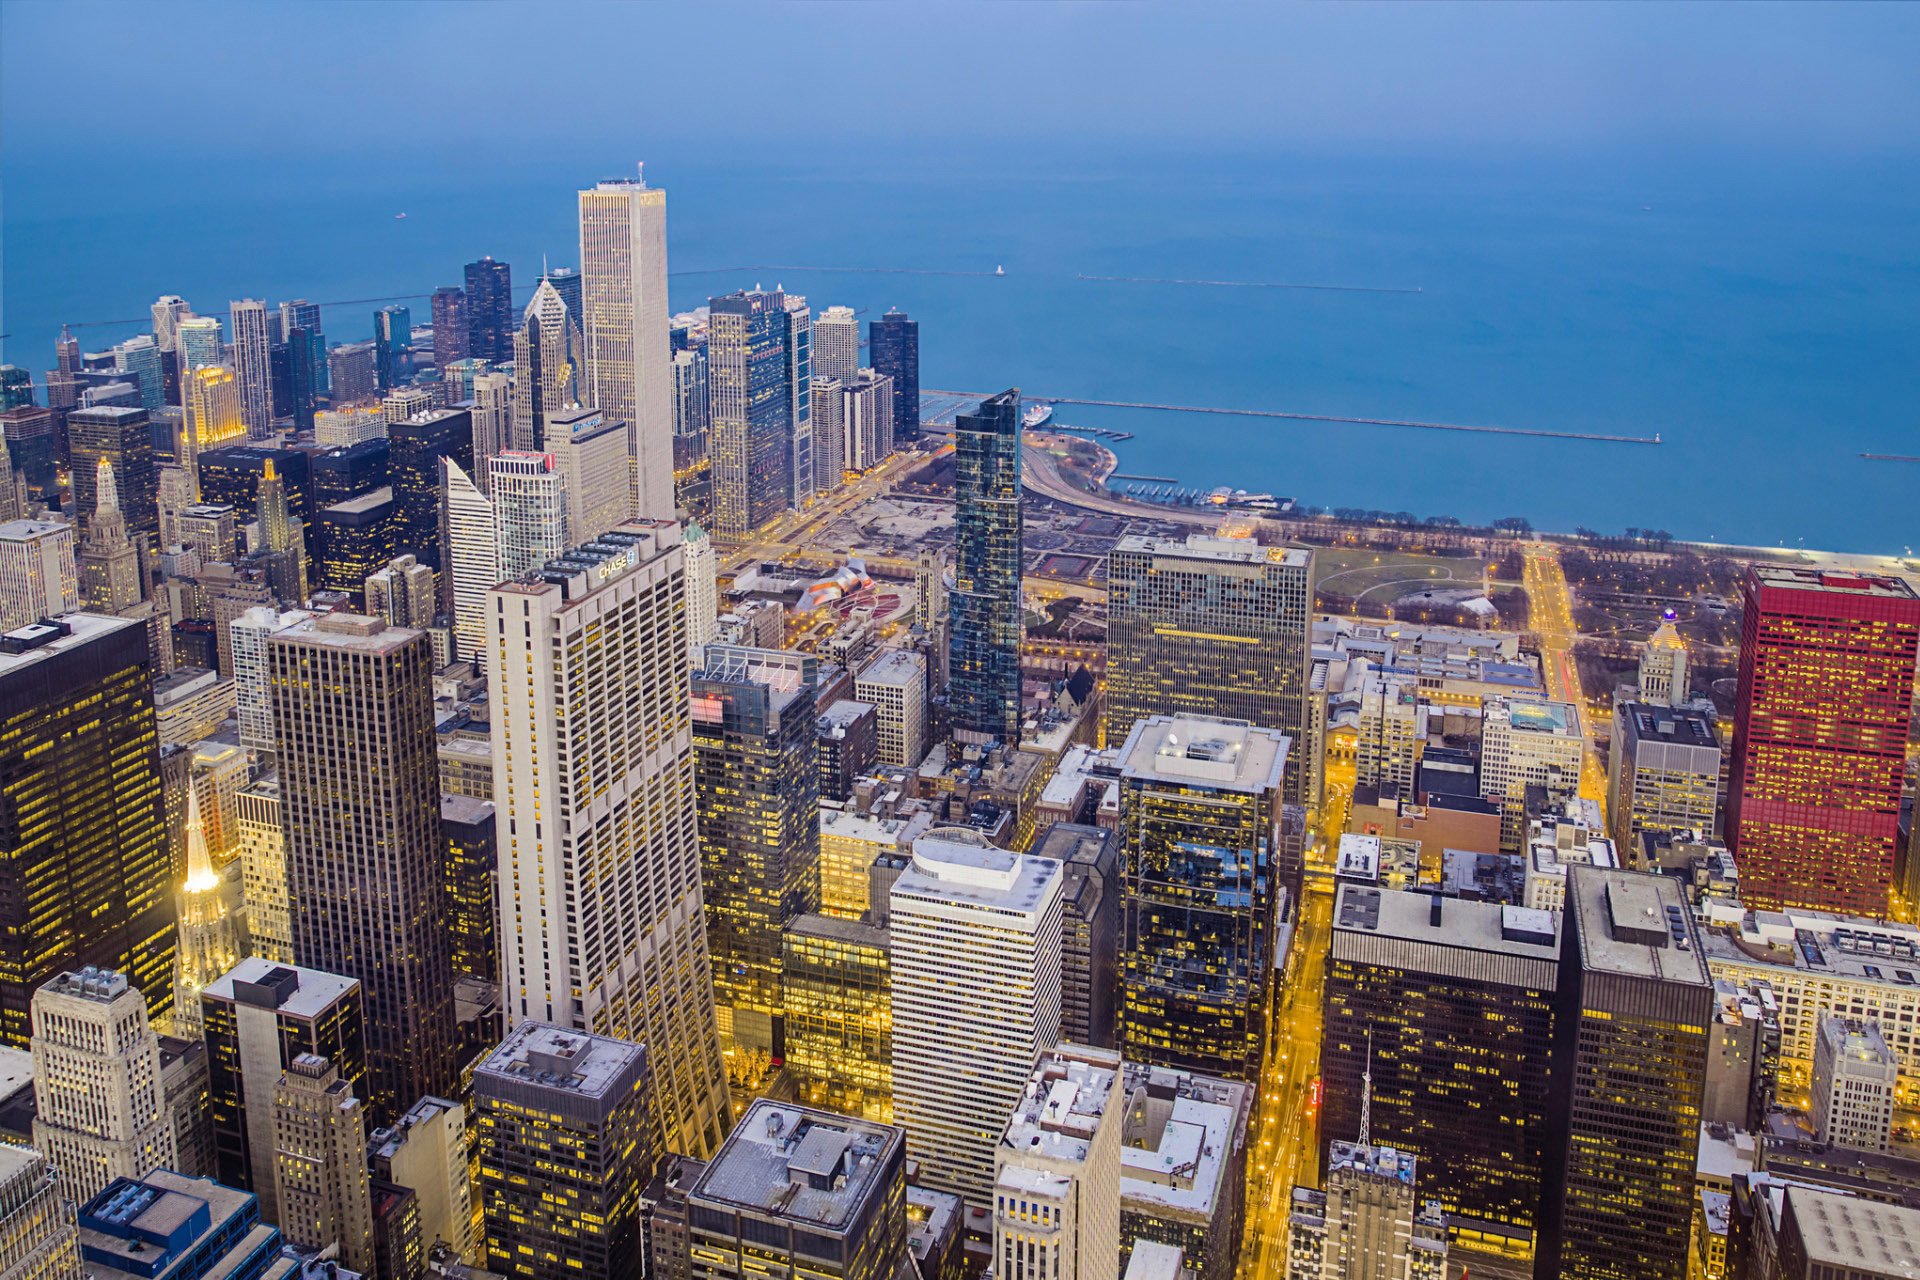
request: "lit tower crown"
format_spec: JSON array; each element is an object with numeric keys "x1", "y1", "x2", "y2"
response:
[
  {"x1": 1637, "y1": 608, "x2": 1690, "y2": 706},
  {"x1": 171, "y1": 784, "x2": 247, "y2": 1038}
]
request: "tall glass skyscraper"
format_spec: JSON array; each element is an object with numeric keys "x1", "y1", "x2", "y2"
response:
[
  {"x1": 463, "y1": 257, "x2": 514, "y2": 366},
  {"x1": 372, "y1": 305, "x2": 411, "y2": 391},
  {"x1": 868, "y1": 310, "x2": 919, "y2": 442},
  {"x1": 947, "y1": 389, "x2": 1023, "y2": 745},
  {"x1": 708, "y1": 290, "x2": 796, "y2": 536}
]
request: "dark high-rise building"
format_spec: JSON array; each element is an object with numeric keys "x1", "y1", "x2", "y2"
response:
[
  {"x1": 1106, "y1": 533, "x2": 1313, "y2": 876},
  {"x1": 269, "y1": 614, "x2": 458, "y2": 1120},
  {"x1": 68, "y1": 405, "x2": 157, "y2": 547},
  {"x1": 1322, "y1": 883, "x2": 1560, "y2": 1263},
  {"x1": 312, "y1": 488, "x2": 398, "y2": 602},
  {"x1": 1116, "y1": 715, "x2": 1287, "y2": 1082},
  {"x1": 463, "y1": 258, "x2": 513, "y2": 365},
  {"x1": 0, "y1": 407, "x2": 58, "y2": 506},
  {"x1": 1030, "y1": 823, "x2": 1120, "y2": 1049},
  {"x1": 372, "y1": 306, "x2": 412, "y2": 392},
  {"x1": 1538, "y1": 867, "x2": 1711, "y2": 1280},
  {"x1": 0, "y1": 615, "x2": 175, "y2": 1043},
  {"x1": 329, "y1": 343, "x2": 378, "y2": 405},
  {"x1": 285, "y1": 327, "x2": 320, "y2": 432},
  {"x1": 198, "y1": 444, "x2": 314, "y2": 528},
  {"x1": 867, "y1": 311, "x2": 919, "y2": 442},
  {"x1": 1727, "y1": 566, "x2": 1920, "y2": 917},
  {"x1": 310, "y1": 439, "x2": 390, "y2": 507},
  {"x1": 817, "y1": 700, "x2": 879, "y2": 803},
  {"x1": 547, "y1": 267, "x2": 584, "y2": 332},
  {"x1": 430, "y1": 287, "x2": 469, "y2": 369},
  {"x1": 0, "y1": 367, "x2": 33, "y2": 411},
  {"x1": 280, "y1": 300, "x2": 327, "y2": 392},
  {"x1": 387, "y1": 406, "x2": 472, "y2": 578},
  {"x1": 691, "y1": 645, "x2": 821, "y2": 1054},
  {"x1": 707, "y1": 290, "x2": 799, "y2": 535},
  {"x1": 267, "y1": 339, "x2": 293, "y2": 423},
  {"x1": 476, "y1": 1021, "x2": 657, "y2": 1280},
  {"x1": 683, "y1": 1102, "x2": 908, "y2": 1280},
  {"x1": 441, "y1": 796, "x2": 496, "y2": 985},
  {"x1": 948, "y1": 390, "x2": 1023, "y2": 745}
]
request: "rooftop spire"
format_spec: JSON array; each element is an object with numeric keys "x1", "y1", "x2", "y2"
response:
[
  {"x1": 94, "y1": 457, "x2": 120, "y2": 515},
  {"x1": 1359, "y1": 1028, "x2": 1373, "y2": 1147},
  {"x1": 183, "y1": 785, "x2": 219, "y2": 893}
]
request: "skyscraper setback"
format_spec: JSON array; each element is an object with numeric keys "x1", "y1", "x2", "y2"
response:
[
  {"x1": 948, "y1": 390, "x2": 1024, "y2": 745},
  {"x1": 579, "y1": 174, "x2": 673, "y2": 517},
  {"x1": 511, "y1": 277, "x2": 584, "y2": 452},
  {"x1": 1727, "y1": 566, "x2": 1920, "y2": 917}
]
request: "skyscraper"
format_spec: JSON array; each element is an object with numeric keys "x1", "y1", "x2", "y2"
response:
[
  {"x1": 547, "y1": 267, "x2": 584, "y2": 330},
  {"x1": 170, "y1": 787, "x2": 244, "y2": 1038},
  {"x1": 1538, "y1": 867, "x2": 1711, "y2": 1280},
  {"x1": 151, "y1": 296, "x2": 191, "y2": 358},
  {"x1": 387, "y1": 405, "x2": 473, "y2": 582},
  {"x1": 784, "y1": 294, "x2": 815, "y2": 504},
  {"x1": 78, "y1": 461, "x2": 142, "y2": 615},
  {"x1": 1286, "y1": 1141, "x2": 1450, "y2": 1280},
  {"x1": 579, "y1": 175, "x2": 673, "y2": 517},
  {"x1": 811, "y1": 377, "x2": 845, "y2": 486},
  {"x1": 442, "y1": 459, "x2": 496, "y2": 665},
  {"x1": 475, "y1": 1022, "x2": 657, "y2": 1280},
  {"x1": 843, "y1": 369, "x2": 895, "y2": 472},
  {"x1": 112, "y1": 335, "x2": 164, "y2": 413},
  {"x1": 269, "y1": 614, "x2": 458, "y2": 1119},
  {"x1": 373, "y1": 305, "x2": 412, "y2": 392},
  {"x1": 1105, "y1": 534, "x2": 1313, "y2": 867},
  {"x1": 487, "y1": 523, "x2": 729, "y2": 1157},
  {"x1": 272, "y1": 1053, "x2": 374, "y2": 1274},
  {"x1": 463, "y1": 257, "x2": 514, "y2": 366},
  {"x1": 814, "y1": 306, "x2": 860, "y2": 384},
  {"x1": 0, "y1": 1146, "x2": 81, "y2": 1279},
  {"x1": 227, "y1": 301, "x2": 273, "y2": 438},
  {"x1": 487, "y1": 450, "x2": 569, "y2": 578},
  {"x1": 430, "y1": 287, "x2": 470, "y2": 369},
  {"x1": 0, "y1": 616, "x2": 175, "y2": 1043},
  {"x1": 708, "y1": 289, "x2": 799, "y2": 534},
  {"x1": 691, "y1": 645, "x2": 822, "y2": 1053},
  {"x1": 31, "y1": 968, "x2": 177, "y2": 1203},
  {"x1": 890, "y1": 831, "x2": 1062, "y2": 1205},
  {"x1": 175, "y1": 316, "x2": 224, "y2": 375},
  {"x1": 547, "y1": 407, "x2": 634, "y2": 549},
  {"x1": 683, "y1": 521, "x2": 718, "y2": 661},
  {"x1": 182, "y1": 365, "x2": 246, "y2": 473},
  {"x1": 948, "y1": 390, "x2": 1023, "y2": 745},
  {"x1": 1727, "y1": 566, "x2": 1920, "y2": 917},
  {"x1": 993, "y1": 1045, "x2": 1123, "y2": 1280},
  {"x1": 1606, "y1": 701, "x2": 1721, "y2": 855},
  {"x1": 68, "y1": 405, "x2": 157, "y2": 548},
  {"x1": 0, "y1": 518, "x2": 78, "y2": 629},
  {"x1": 867, "y1": 311, "x2": 919, "y2": 443},
  {"x1": 510, "y1": 277, "x2": 584, "y2": 452},
  {"x1": 1116, "y1": 716, "x2": 1288, "y2": 1082}
]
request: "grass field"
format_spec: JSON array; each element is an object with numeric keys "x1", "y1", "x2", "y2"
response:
[{"x1": 1313, "y1": 547, "x2": 1487, "y2": 607}]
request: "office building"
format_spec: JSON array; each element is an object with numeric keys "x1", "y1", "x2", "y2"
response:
[
  {"x1": 31, "y1": 968, "x2": 176, "y2": 1204},
  {"x1": 1773, "y1": 1187, "x2": 1920, "y2": 1280},
  {"x1": 0, "y1": 616, "x2": 174, "y2": 1042},
  {"x1": 1812, "y1": 1014, "x2": 1896, "y2": 1152},
  {"x1": 383, "y1": 385, "x2": 436, "y2": 424},
  {"x1": 487, "y1": 450, "x2": 568, "y2": 578},
  {"x1": 685, "y1": 1102, "x2": 907, "y2": 1280},
  {"x1": 271, "y1": 1054, "x2": 373, "y2": 1273},
  {"x1": 371, "y1": 1095, "x2": 477, "y2": 1267},
  {"x1": 69, "y1": 405, "x2": 157, "y2": 546},
  {"x1": 487, "y1": 524, "x2": 729, "y2": 1156},
  {"x1": 112, "y1": 335, "x2": 164, "y2": 412},
  {"x1": 173, "y1": 503, "x2": 237, "y2": 566},
  {"x1": 227, "y1": 302, "x2": 271, "y2": 438},
  {"x1": 1480, "y1": 696, "x2": 1584, "y2": 853},
  {"x1": 312, "y1": 486, "x2": 397, "y2": 600},
  {"x1": 182, "y1": 366, "x2": 245, "y2": 474},
  {"x1": 365, "y1": 553, "x2": 436, "y2": 628},
  {"x1": 579, "y1": 177, "x2": 673, "y2": 517},
  {"x1": 692, "y1": 646, "x2": 821, "y2": 1053},
  {"x1": 708, "y1": 289, "x2": 800, "y2": 534},
  {"x1": 76, "y1": 1170, "x2": 285, "y2": 1280},
  {"x1": 469, "y1": 372, "x2": 512, "y2": 476},
  {"x1": 783, "y1": 294, "x2": 815, "y2": 503},
  {"x1": 233, "y1": 776, "x2": 292, "y2": 965},
  {"x1": 867, "y1": 312, "x2": 918, "y2": 442},
  {"x1": 1727, "y1": 566, "x2": 1920, "y2": 916},
  {"x1": 545, "y1": 406, "x2": 631, "y2": 545},
  {"x1": 1323, "y1": 883, "x2": 1560, "y2": 1261},
  {"x1": 442, "y1": 459, "x2": 496, "y2": 665},
  {"x1": 817, "y1": 700, "x2": 879, "y2": 803},
  {"x1": 671, "y1": 345, "x2": 709, "y2": 437},
  {"x1": 855, "y1": 649, "x2": 929, "y2": 770},
  {"x1": 1354, "y1": 672, "x2": 1424, "y2": 799},
  {"x1": 1286, "y1": 1142, "x2": 1449, "y2": 1280},
  {"x1": 949, "y1": 390, "x2": 1024, "y2": 745},
  {"x1": 441, "y1": 796, "x2": 497, "y2": 987},
  {"x1": 890, "y1": 831, "x2": 1063, "y2": 1204},
  {"x1": 200, "y1": 958, "x2": 365, "y2": 1222},
  {"x1": 814, "y1": 306, "x2": 860, "y2": 384},
  {"x1": 0, "y1": 1144, "x2": 80, "y2": 1280},
  {"x1": 810, "y1": 377, "x2": 844, "y2": 486},
  {"x1": 388, "y1": 406, "x2": 474, "y2": 579},
  {"x1": 78, "y1": 462, "x2": 142, "y2": 618},
  {"x1": 156, "y1": 1032, "x2": 213, "y2": 1182},
  {"x1": 441, "y1": 356, "x2": 488, "y2": 406},
  {"x1": 782, "y1": 914, "x2": 892, "y2": 1122},
  {"x1": 431, "y1": 287, "x2": 469, "y2": 369},
  {"x1": 270, "y1": 614, "x2": 457, "y2": 1119},
  {"x1": 475, "y1": 1021, "x2": 657, "y2": 1280},
  {"x1": 174, "y1": 316, "x2": 223, "y2": 376},
  {"x1": 1538, "y1": 867, "x2": 1712, "y2": 1280},
  {"x1": 229, "y1": 607, "x2": 311, "y2": 758},
  {"x1": 843, "y1": 369, "x2": 895, "y2": 472},
  {"x1": 152, "y1": 295, "x2": 191, "y2": 356},
  {"x1": 170, "y1": 788, "x2": 244, "y2": 1038},
  {"x1": 511, "y1": 278, "x2": 583, "y2": 452},
  {"x1": 1031, "y1": 824, "x2": 1120, "y2": 1049},
  {"x1": 0, "y1": 519, "x2": 78, "y2": 629},
  {"x1": 1638, "y1": 610, "x2": 1691, "y2": 705},
  {"x1": 0, "y1": 406, "x2": 57, "y2": 506},
  {"x1": 683, "y1": 521, "x2": 718, "y2": 661},
  {"x1": 328, "y1": 342, "x2": 378, "y2": 404},
  {"x1": 1115, "y1": 1063, "x2": 1250, "y2": 1280},
  {"x1": 1607, "y1": 701, "x2": 1721, "y2": 854},
  {"x1": 1116, "y1": 717, "x2": 1287, "y2": 1082},
  {"x1": 252, "y1": 459, "x2": 308, "y2": 604},
  {"x1": 463, "y1": 257, "x2": 513, "y2": 366},
  {"x1": 372, "y1": 304, "x2": 411, "y2": 391},
  {"x1": 993, "y1": 1045, "x2": 1123, "y2": 1280}
]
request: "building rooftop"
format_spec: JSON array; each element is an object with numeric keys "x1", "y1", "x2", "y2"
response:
[
  {"x1": 274, "y1": 612, "x2": 422, "y2": 655},
  {"x1": 0, "y1": 613, "x2": 142, "y2": 678},
  {"x1": 1488, "y1": 696, "x2": 1578, "y2": 737},
  {"x1": 78, "y1": 1171, "x2": 269, "y2": 1280},
  {"x1": 320, "y1": 485, "x2": 394, "y2": 518},
  {"x1": 1326, "y1": 1139, "x2": 1419, "y2": 1187},
  {"x1": 895, "y1": 830, "x2": 1061, "y2": 919},
  {"x1": 1112, "y1": 532, "x2": 1310, "y2": 569},
  {"x1": 0, "y1": 517, "x2": 71, "y2": 541},
  {"x1": 1117, "y1": 1063, "x2": 1250, "y2": 1219},
  {"x1": 495, "y1": 521, "x2": 680, "y2": 604},
  {"x1": 1784, "y1": 1186, "x2": 1920, "y2": 1277},
  {"x1": 1332, "y1": 883, "x2": 1561, "y2": 977},
  {"x1": 440, "y1": 793, "x2": 494, "y2": 826},
  {"x1": 691, "y1": 1100, "x2": 903, "y2": 1234},
  {"x1": 476, "y1": 1021, "x2": 646, "y2": 1104},
  {"x1": 1749, "y1": 564, "x2": 1920, "y2": 602},
  {"x1": 1701, "y1": 907, "x2": 1920, "y2": 989},
  {"x1": 786, "y1": 912, "x2": 889, "y2": 951},
  {"x1": 203, "y1": 957, "x2": 359, "y2": 1020},
  {"x1": 854, "y1": 647, "x2": 925, "y2": 687},
  {"x1": 1567, "y1": 866, "x2": 1711, "y2": 987},
  {"x1": 1117, "y1": 715, "x2": 1289, "y2": 794},
  {"x1": 1617, "y1": 701, "x2": 1720, "y2": 750},
  {"x1": 1818, "y1": 1014, "x2": 1896, "y2": 1068},
  {"x1": 818, "y1": 699, "x2": 876, "y2": 734},
  {"x1": 1121, "y1": 1241, "x2": 1187, "y2": 1280},
  {"x1": 1000, "y1": 1046, "x2": 1120, "y2": 1169}
]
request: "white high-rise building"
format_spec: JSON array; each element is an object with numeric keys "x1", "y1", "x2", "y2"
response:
[
  {"x1": 811, "y1": 377, "x2": 845, "y2": 487},
  {"x1": 30, "y1": 967, "x2": 177, "y2": 1204},
  {"x1": 315, "y1": 408, "x2": 386, "y2": 449},
  {"x1": 843, "y1": 369, "x2": 896, "y2": 472},
  {"x1": 230, "y1": 605, "x2": 315, "y2": 756},
  {"x1": 579, "y1": 173, "x2": 673, "y2": 518},
  {"x1": 854, "y1": 648, "x2": 929, "y2": 769},
  {"x1": 0, "y1": 1145, "x2": 81, "y2": 1279},
  {"x1": 1287, "y1": 1141, "x2": 1450, "y2": 1280},
  {"x1": 1480, "y1": 696, "x2": 1584, "y2": 853},
  {"x1": 470, "y1": 372, "x2": 513, "y2": 484},
  {"x1": 1355, "y1": 671, "x2": 1425, "y2": 799},
  {"x1": 273, "y1": 1054, "x2": 374, "y2": 1274},
  {"x1": 235, "y1": 774, "x2": 292, "y2": 962},
  {"x1": 228, "y1": 300, "x2": 273, "y2": 438},
  {"x1": 785, "y1": 294, "x2": 814, "y2": 505},
  {"x1": 175, "y1": 316, "x2": 224, "y2": 374},
  {"x1": 545, "y1": 406, "x2": 631, "y2": 546},
  {"x1": 488, "y1": 450, "x2": 569, "y2": 580},
  {"x1": 814, "y1": 306, "x2": 860, "y2": 384},
  {"x1": 891, "y1": 830, "x2": 1063, "y2": 1205},
  {"x1": 1638, "y1": 611, "x2": 1690, "y2": 706},
  {"x1": 994, "y1": 1044, "x2": 1123, "y2": 1280},
  {"x1": 151, "y1": 296, "x2": 191, "y2": 354},
  {"x1": 0, "y1": 518, "x2": 78, "y2": 631},
  {"x1": 683, "y1": 520, "x2": 718, "y2": 664},
  {"x1": 487, "y1": 520, "x2": 730, "y2": 1158},
  {"x1": 443, "y1": 458, "x2": 498, "y2": 666},
  {"x1": 1813, "y1": 1014, "x2": 1897, "y2": 1152}
]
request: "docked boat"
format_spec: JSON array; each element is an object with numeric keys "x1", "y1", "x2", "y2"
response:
[{"x1": 1021, "y1": 403, "x2": 1054, "y2": 430}]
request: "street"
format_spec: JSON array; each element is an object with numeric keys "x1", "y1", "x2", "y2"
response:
[{"x1": 1522, "y1": 542, "x2": 1610, "y2": 815}]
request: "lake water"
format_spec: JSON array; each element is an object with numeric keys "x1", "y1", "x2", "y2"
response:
[{"x1": 4, "y1": 141, "x2": 1916, "y2": 552}]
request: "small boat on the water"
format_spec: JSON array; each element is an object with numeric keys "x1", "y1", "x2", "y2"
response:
[
  {"x1": 1022, "y1": 403, "x2": 1053, "y2": 430},
  {"x1": 395, "y1": 212, "x2": 408, "y2": 220}
]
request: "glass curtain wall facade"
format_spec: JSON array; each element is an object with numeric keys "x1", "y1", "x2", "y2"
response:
[{"x1": 948, "y1": 390, "x2": 1023, "y2": 745}]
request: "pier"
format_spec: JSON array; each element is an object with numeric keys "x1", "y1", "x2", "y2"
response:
[
  {"x1": 1111, "y1": 473, "x2": 1178, "y2": 484},
  {"x1": 1861, "y1": 453, "x2": 1920, "y2": 463},
  {"x1": 1050, "y1": 422, "x2": 1134, "y2": 441},
  {"x1": 1077, "y1": 273, "x2": 1423, "y2": 296}
]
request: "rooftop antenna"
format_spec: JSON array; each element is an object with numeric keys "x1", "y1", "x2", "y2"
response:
[
  {"x1": 1359, "y1": 1029, "x2": 1373, "y2": 1147},
  {"x1": 542, "y1": 253, "x2": 550, "y2": 282},
  {"x1": 637, "y1": 160, "x2": 646, "y2": 187}
]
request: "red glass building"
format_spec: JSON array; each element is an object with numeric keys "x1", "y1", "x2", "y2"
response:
[{"x1": 1728, "y1": 566, "x2": 1920, "y2": 917}]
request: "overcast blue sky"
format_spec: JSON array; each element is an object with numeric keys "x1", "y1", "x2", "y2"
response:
[{"x1": 4, "y1": 2, "x2": 1919, "y2": 162}]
